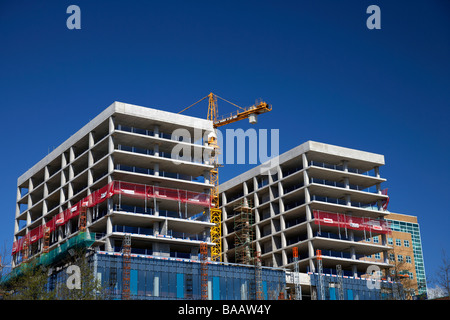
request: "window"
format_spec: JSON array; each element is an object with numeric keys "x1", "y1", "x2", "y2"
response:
[
  {"x1": 374, "y1": 253, "x2": 381, "y2": 260},
  {"x1": 406, "y1": 256, "x2": 412, "y2": 264},
  {"x1": 408, "y1": 272, "x2": 414, "y2": 279},
  {"x1": 388, "y1": 237, "x2": 393, "y2": 245},
  {"x1": 373, "y1": 236, "x2": 379, "y2": 244},
  {"x1": 395, "y1": 239, "x2": 402, "y2": 246},
  {"x1": 404, "y1": 240, "x2": 410, "y2": 247},
  {"x1": 397, "y1": 254, "x2": 403, "y2": 263},
  {"x1": 389, "y1": 253, "x2": 395, "y2": 261}
]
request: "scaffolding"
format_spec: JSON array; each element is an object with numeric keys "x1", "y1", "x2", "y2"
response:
[
  {"x1": 254, "y1": 251, "x2": 263, "y2": 300},
  {"x1": 122, "y1": 233, "x2": 131, "y2": 300},
  {"x1": 292, "y1": 247, "x2": 302, "y2": 300},
  {"x1": 336, "y1": 264, "x2": 344, "y2": 300},
  {"x1": 42, "y1": 226, "x2": 51, "y2": 254},
  {"x1": 233, "y1": 200, "x2": 254, "y2": 265},
  {"x1": 200, "y1": 242, "x2": 208, "y2": 300},
  {"x1": 79, "y1": 206, "x2": 87, "y2": 232},
  {"x1": 232, "y1": 200, "x2": 263, "y2": 300},
  {"x1": 316, "y1": 249, "x2": 325, "y2": 300}
]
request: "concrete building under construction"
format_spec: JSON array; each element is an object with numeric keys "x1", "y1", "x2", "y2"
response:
[
  {"x1": 6, "y1": 100, "x2": 413, "y2": 300},
  {"x1": 219, "y1": 140, "x2": 421, "y2": 299},
  {"x1": 9, "y1": 101, "x2": 285, "y2": 300}
]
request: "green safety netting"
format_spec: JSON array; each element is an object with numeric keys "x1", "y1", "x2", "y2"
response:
[{"x1": 1, "y1": 232, "x2": 95, "y2": 285}]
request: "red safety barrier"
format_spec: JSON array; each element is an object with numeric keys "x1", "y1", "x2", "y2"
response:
[
  {"x1": 313, "y1": 210, "x2": 391, "y2": 234},
  {"x1": 12, "y1": 181, "x2": 211, "y2": 254}
]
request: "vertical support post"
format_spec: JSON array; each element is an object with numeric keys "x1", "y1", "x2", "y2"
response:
[
  {"x1": 316, "y1": 249, "x2": 325, "y2": 300},
  {"x1": 200, "y1": 242, "x2": 208, "y2": 300},
  {"x1": 122, "y1": 233, "x2": 131, "y2": 300},
  {"x1": 293, "y1": 247, "x2": 302, "y2": 300}
]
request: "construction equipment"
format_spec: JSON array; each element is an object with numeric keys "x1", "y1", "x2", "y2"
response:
[
  {"x1": 316, "y1": 249, "x2": 325, "y2": 300},
  {"x1": 254, "y1": 251, "x2": 264, "y2": 300},
  {"x1": 292, "y1": 247, "x2": 302, "y2": 300},
  {"x1": 79, "y1": 205, "x2": 87, "y2": 232},
  {"x1": 122, "y1": 233, "x2": 132, "y2": 300},
  {"x1": 42, "y1": 226, "x2": 51, "y2": 254},
  {"x1": 179, "y1": 92, "x2": 272, "y2": 262},
  {"x1": 200, "y1": 242, "x2": 208, "y2": 300},
  {"x1": 233, "y1": 200, "x2": 254, "y2": 265},
  {"x1": 336, "y1": 264, "x2": 344, "y2": 300}
]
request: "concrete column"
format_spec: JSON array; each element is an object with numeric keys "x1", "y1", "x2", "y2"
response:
[
  {"x1": 221, "y1": 191, "x2": 227, "y2": 207},
  {"x1": 106, "y1": 217, "x2": 113, "y2": 252},
  {"x1": 154, "y1": 143, "x2": 159, "y2": 157},
  {"x1": 44, "y1": 166, "x2": 50, "y2": 180},
  {"x1": 61, "y1": 152, "x2": 68, "y2": 168},
  {"x1": 374, "y1": 166, "x2": 380, "y2": 178},
  {"x1": 351, "y1": 264, "x2": 358, "y2": 277},
  {"x1": 88, "y1": 150, "x2": 94, "y2": 167},
  {"x1": 343, "y1": 160, "x2": 348, "y2": 172},
  {"x1": 68, "y1": 182, "x2": 73, "y2": 199},
  {"x1": 108, "y1": 116, "x2": 115, "y2": 134},
  {"x1": 243, "y1": 181, "x2": 248, "y2": 196},
  {"x1": 344, "y1": 177, "x2": 350, "y2": 189},
  {"x1": 89, "y1": 131, "x2": 95, "y2": 148},
  {"x1": 301, "y1": 152, "x2": 308, "y2": 169},
  {"x1": 69, "y1": 146, "x2": 76, "y2": 162},
  {"x1": 345, "y1": 194, "x2": 351, "y2": 206},
  {"x1": 281, "y1": 249, "x2": 288, "y2": 266},
  {"x1": 203, "y1": 170, "x2": 209, "y2": 184},
  {"x1": 28, "y1": 178, "x2": 34, "y2": 193},
  {"x1": 59, "y1": 189, "x2": 65, "y2": 205},
  {"x1": 254, "y1": 190, "x2": 259, "y2": 208},
  {"x1": 348, "y1": 229, "x2": 355, "y2": 242},
  {"x1": 69, "y1": 164, "x2": 74, "y2": 180},
  {"x1": 154, "y1": 199, "x2": 160, "y2": 216},
  {"x1": 106, "y1": 216, "x2": 112, "y2": 235},
  {"x1": 42, "y1": 199, "x2": 48, "y2": 216},
  {"x1": 154, "y1": 124, "x2": 160, "y2": 138},
  {"x1": 88, "y1": 169, "x2": 93, "y2": 186},
  {"x1": 308, "y1": 240, "x2": 315, "y2": 272},
  {"x1": 60, "y1": 168, "x2": 66, "y2": 186}
]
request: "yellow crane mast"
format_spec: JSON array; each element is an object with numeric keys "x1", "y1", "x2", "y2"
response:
[{"x1": 179, "y1": 92, "x2": 272, "y2": 262}]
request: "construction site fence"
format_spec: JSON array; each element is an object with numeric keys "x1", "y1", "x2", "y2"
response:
[{"x1": 12, "y1": 181, "x2": 211, "y2": 254}]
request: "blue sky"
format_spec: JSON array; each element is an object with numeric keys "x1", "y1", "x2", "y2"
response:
[{"x1": 0, "y1": 0, "x2": 449, "y2": 286}]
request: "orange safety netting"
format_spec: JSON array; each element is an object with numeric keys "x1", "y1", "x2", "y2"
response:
[
  {"x1": 12, "y1": 181, "x2": 211, "y2": 254},
  {"x1": 313, "y1": 210, "x2": 391, "y2": 234}
]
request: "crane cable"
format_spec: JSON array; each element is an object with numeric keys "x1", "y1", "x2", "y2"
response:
[{"x1": 177, "y1": 93, "x2": 246, "y2": 115}]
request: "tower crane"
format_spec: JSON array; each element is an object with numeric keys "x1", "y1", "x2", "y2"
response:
[{"x1": 179, "y1": 93, "x2": 272, "y2": 262}]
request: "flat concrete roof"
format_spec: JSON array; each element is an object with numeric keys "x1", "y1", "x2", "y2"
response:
[
  {"x1": 18, "y1": 102, "x2": 213, "y2": 186},
  {"x1": 219, "y1": 140, "x2": 385, "y2": 192}
]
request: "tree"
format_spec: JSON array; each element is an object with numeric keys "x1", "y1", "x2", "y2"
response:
[
  {"x1": 6, "y1": 260, "x2": 56, "y2": 300},
  {"x1": 432, "y1": 249, "x2": 450, "y2": 299},
  {"x1": 387, "y1": 245, "x2": 416, "y2": 300},
  {"x1": 54, "y1": 248, "x2": 106, "y2": 300}
]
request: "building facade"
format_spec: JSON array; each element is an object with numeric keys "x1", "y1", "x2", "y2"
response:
[
  {"x1": 360, "y1": 212, "x2": 427, "y2": 298},
  {"x1": 8, "y1": 102, "x2": 410, "y2": 300},
  {"x1": 219, "y1": 141, "x2": 396, "y2": 297},
  {"x1": 8, "y1": 101, "x2": 287, "y2": 300},
  {"x1": 12, "y1": 101, "x2": 216, "y2": 267},
  {"x1": 386, "y1": 213, "x2": 427, "y2": 297}
]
